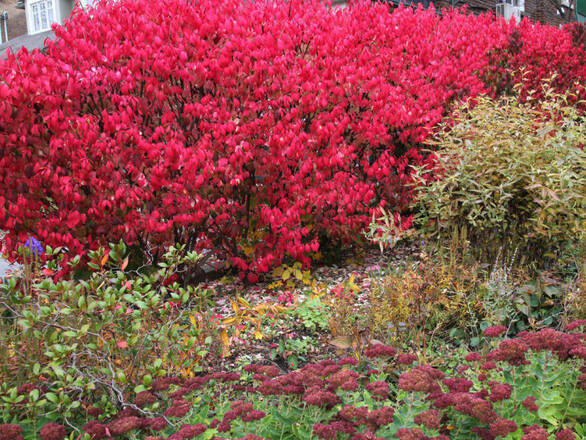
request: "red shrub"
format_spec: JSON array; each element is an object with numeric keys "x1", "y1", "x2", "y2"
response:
[{"x1": 0, "y1": 0, "x2": 584, "y2": 278}]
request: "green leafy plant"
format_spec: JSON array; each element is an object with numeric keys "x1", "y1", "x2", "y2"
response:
[
  {"x1": 270, "y1": 336, "x2": 318, "y2": 370},
  {"x1": 291, "y1": 297, "x2": 331, "y2": 334},
  {"x1": 0, "y1": 242, "x2": 216, "y2": 429}
]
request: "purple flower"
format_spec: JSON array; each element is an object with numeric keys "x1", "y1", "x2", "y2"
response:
[{"x1": 24, "y1": 236, "x2": 43, "y2": 256}]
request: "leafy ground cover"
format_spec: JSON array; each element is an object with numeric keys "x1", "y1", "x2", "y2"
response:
[
  {"x1": 7, "y1": 323, "x2": 586, "y2": 440},
  {"x1": 0, "y1": 232, "x2": 584, "y2": 439}
]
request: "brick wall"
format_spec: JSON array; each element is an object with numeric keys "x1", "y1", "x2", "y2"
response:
[{"x1": 392, "y1": 0, "x2": 577, "y2": 25}]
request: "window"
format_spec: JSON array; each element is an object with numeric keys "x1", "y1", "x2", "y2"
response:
[
  {"x1": 500, "y1": 0, "x2": 525, "y2": 8},
  {"x1": 30, "y1": 0, "x2": 55, "y2": 33},
  {"x1": 496, "y1": 0, "x2": 524, "y2": 21}
]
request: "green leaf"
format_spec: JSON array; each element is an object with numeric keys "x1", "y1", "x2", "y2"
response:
[
  {"x1": 45, "y1": 392, "x2": 59, "y2": 403},
  {"x1": 134, "y1": 385, "x2": 148, "y2": 394},
  {"x1": 29, "y1": 389, "x2": 39, "y2": 402}
]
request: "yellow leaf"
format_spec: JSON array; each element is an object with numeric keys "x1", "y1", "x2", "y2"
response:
[
  {"x1": 242, "y1": 245, "x2": 254, "y2": 257},
  {"x1": 329, "y1": 335, "x2": 353, "y2": 350},
  {"x1": 237, "y1": 296, "x2": 251, "y2": 309},
  {"x1": 219, "y1": 330, "x2": 230, "y2": 357},
  {"x1": 294, "y1": 269, "x2": 303, "y2": 280},
  {"x1": 100, "y1": 251, "x2": 109, "y2": 268},
  {"x1": 282, "y1": 270, "x2": 291, "y2": 281},
  {"x1": 268, "y1": 281, "x2": 283, "y2": 289},
  {"x1": 347, "y1": 274, "x2": 360, "y2": 293},
  {"x1": 222, "y1": 317, "x2": 237, "y2": 325},
  {"x1": 231, "y1": 300, "x2": 240, "y2": 315},
  {"x1": 254, "y1": 330, "x2": 263, "y2": 340}
]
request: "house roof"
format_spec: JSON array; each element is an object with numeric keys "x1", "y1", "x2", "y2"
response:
[{"x1": 0, "y1": 30, "x2": 55, "y2": 56}]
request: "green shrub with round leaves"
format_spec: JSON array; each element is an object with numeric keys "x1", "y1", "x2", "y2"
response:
[{"x1": 0, "y1": 242, "x2": 216, "y2": 429}]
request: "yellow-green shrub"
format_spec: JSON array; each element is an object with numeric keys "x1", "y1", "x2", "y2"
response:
[
  {"x1": 414, "y1": 88, "x2": 586, "y2": 267},
  {"x1": 366, "y1": 255, "x2": 483, "y2": 350}
]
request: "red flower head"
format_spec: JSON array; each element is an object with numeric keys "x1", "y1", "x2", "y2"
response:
[
  {"x1": 522, "y1": 424, "x2": 549, "y2": 440},
  {"x1": 556, "y1": 429, "x2": 577, "y2": 440},
  {"x1": 242, "y1": 410, "x2": 267, "y2": 422},
  {"x1": 489, "y1": 418, "x2": 517, "y2": 438},
  {"x1": 176, "y1": 423, "x2": 207, "y2": 439},
  {"x1": 465, "y1": 352, "x2": 483, "y2": 362},
  {"x1": 164, "y1": 400, "x2": 191, "y2": 418},
  {"x1": 135, "y1": 391, "x2": 158, "y2": 407},
  {"x1": 108, "y1": 417, "x2": 142, "y2": 436},
  {"x1": 365, "y1": 380, "x2": 389, "y2": 399},
  {"x1": 151, "y1": 377, "x2": 181, "y2": 392},
  {"x1": 397, "y1": 353, "x2": 418, "y2": 365},
  {"x1": 487, "y1": 339, "x2": 529, "y2": 366},
  {"x1": 82, "y1": 421, "x2": 107, "y2": 440},
  {"x1": 313, "y1": 423, "x2": 337, "y2": 440},
  {"x1": 0, "y1": 424, "x2": 24, "y2": 440},
  {"x1": 398, "y1": 365, "x2": 444, "y2": 394},
  {"x1": 39, "y1": 423, "x2": 66, "y2": 440},
  {"x1": 366, "y1": 406, "x2": 395, "y2": 430},
  {"x1": 327, "y1": 369, "x2": 359, "y2": 392},
  {"x1": 565, "y1": 320, "x2": 586, "y2": 332},
  {"x1": 145, "y1": 417, "x2": 168, "y2": 431},
  {"x1": 365, "y1": 344, "x2": 396, "y2": 359},
  {"x1": 442, "y1": 377, "x2": 474, "y2": 393},
  {"x1": 338, "y1": 405, "x2": 369, "y2": 425},
  {"x1": 453, "y1": 393, "x2": 498, "y2": 424},
  {"x1": 522, "y1": 396, "x2": 539, "y2": 412},
  {"x1": 303, "y1": 386, "x2": 341, "y2": 408},
  {"x1": 488, "y1": 381, "x2": 512, "y2": 402},
  {"x1": 338, "y1": 357, "x2": 359, "y2": 366},
  {"x1": 395, "y1": 427, "x2": 428, "y2": 440},
  {"x1": 484, "y1": 326, "x2": 507, "y2": 338},
  {"x1": 414, "y1": 409, "x2": 441, "y2": 430},
  {"x1": 86, "y1": 406, "x2": 103, "y2": 417}
]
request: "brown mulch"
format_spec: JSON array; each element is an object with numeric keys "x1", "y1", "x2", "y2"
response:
[{"x1": 198, "y1": 243, "x2": 421, "y2": 371}]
